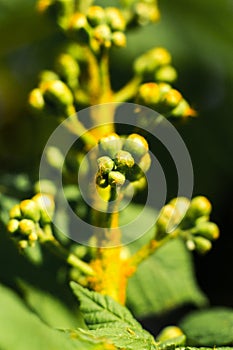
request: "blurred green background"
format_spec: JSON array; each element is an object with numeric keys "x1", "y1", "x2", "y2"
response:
[{"x1": 0, "y1": 0, "x2": 232, "y2": 307}]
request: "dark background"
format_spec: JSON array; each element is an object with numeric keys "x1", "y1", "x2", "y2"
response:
[{"x1": 0, "y1": 0, "x2": 232, "y2": 310}]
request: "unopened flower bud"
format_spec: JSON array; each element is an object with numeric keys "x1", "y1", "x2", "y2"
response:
[
  {"x1": 111, "y1": 31, "x2": 126, "y2": 47},
  {"x1": 7, "y1": 219, "x2": 19, "y2": 234},
  {"x1": 93, "y1": 24, "x2": 112, "y2": 47},
  {"x1": 46, "y1": 146, "x2": 64, "y2": 170},
  {"x1": 39, "y1": 70, "x2": 59, "y2": 83},
  {"x1": 169, "y1": 99, "x2": 196, "y2": 119},
  {"x1": 137, "y1": 83, "x2": 160, "y2": 108},
  {"x1": 114, "y1": 150, "x2": 135, "y2": 172},
  {"x1": 20, "y1": 200, "x2": 40, "y2": 222},
  {"x1": 32, "y1": 194, "x2": 55, "y2": 224},
  {"x1": 55, "y1": 53, "x2": 80, "y2": 88},
  {"x1": 187, "y1": 196, "x2": 212, "y2": 221},
  {"x1": 69, "y1": 13, "x2": 89, "y2": 43},
  {"x1": 9, "y1": 204, "x2": 22, "y2": 219},
  {"x1": 108, "y1": 171, "x2": 125, "y2": 186},
  {"x1": 160, "y1": 89, "x2": 182, "y2": 110},
  {"x1": 87, "y1": 6, "x2": 106, "y2": 27},
  {"x1": 19, "y1": 219, "x2": 37, "y2": 236},
  {"x1": 41, "y1": 80, "x2": 74, "y2": 110},
  {"x1": 157, "y1": 326, "x2": 184, "y2": 342},
  {"x1": 193, "y1": 236, "x2": 212, "y2": 254},
  {"x1": 155, "y1": 65, "x2": 177, "y2": 83},
  {"x1": 123, "y1": 134, "x2": 149, "y2": 160},
  {"x1": 18, "y1": 240, "x2": 28, "y2": 250},
  {"x1": 28, "y1": 88, "x2": 45, "y2": 112},
  {"x1": 105, "y1": 7, "x2": 126, "y2": 31},
  {"x1": 192, "y1": 221, "x2": 219, "y2": 241},
  {"x1": 97, "y1": 156, "x2": 114, "y2": 174},
  {"x1": 98, "y1": 133, "x2": 122, "y2": 158}
]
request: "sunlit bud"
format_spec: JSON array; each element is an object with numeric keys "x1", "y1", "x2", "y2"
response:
[
  {"x1": 28, "y1": 88, "x2": 45, "y2": 112},
  {"x1": 187, "y1": 196, "x2": 212, "y2": 221},
  {"x1": 7, "y1": 219, "x2": 19, "y2": 234},
  {"x1": 137, "y1": 83, "x2": 160, "y2": 107},
  {"x1": 9, "y1": 204, "x2": 22, "y2": 219},
  {"x1": 93, "y1": 24, "x2": 112, "y2": 47},
  {"x1": 123, "y1": 133, "x2": 148, "y2": 160},
  {"x1": 156, "y1": 204, "x2": 175, "y2": 234},
  {"x1": 20, "y1": 200, "x2": 41, "y2": 222},
  {"x1": 112, "y1": 31, "x2": 127, "y2": 47},
  {"x1": 32, "y1": 193, "x2": 55, "y2": 224},
  {"x1": 39, "y1": 70, "x2": 59, "y2": 83},
  {"x1": 160, "y1": 89, "x2": 183, "y2": 110},
  {"x1": 18, "y1": 240, "x2": 28, "y2": 250},
  {"x1": 19, "y1": 219, "x2": 37, "y2": 236},
  {"x1": 192, "y1": 222, "x2": 220, "y2": 241},
  {"x1": 55, "y1": 53, "x2": 80, "y2": 88},
  {"x1": 135, "y1": 2, "x2": 160, "y2": 25},
  {"x1": 114, "y1": 150, "x2": 135, "y2": 172},
  {"x1": 69, "y1": 13, "x2": 89, "y2": 43},
  {"x1": 87, "y1": 6, "x2": 106, "y2": 27},
  {"x1": 108, "y1": 171, "x2": 126, "y2": 186},
  {"x1": 134, "y1": 47, "x2": 171, "y2": 75},
  {"x1": 155, "y1": 65, "x2": 177, "y2": 83},
  {"x1": 41, "y1": 80, "x2": 74, "y2": 109},
  {"x1": 97, "y1": 156, "x2": 114, "y2": 174},
  {"x1": 193, "y1": 236, "x2": 212, "y2": 254},
  {"x1": 105, "y1": 7, "x2": 126, "y2": 31},
  {"x1": 169, "y1": 99, "x2": 196, "y2": 118},
  {"x1": 156, "y1": 326, "x2": 184, "y2": 341},
  {"x1": 98, "y1": 133, "x2": 122, "y2": 158}
]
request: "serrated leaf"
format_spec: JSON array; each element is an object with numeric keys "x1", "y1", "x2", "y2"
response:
[
  {"x1": 125, "y1": 209, "x2": 207, "y2": 317},
  {"x1": 18, "y1": 279, "x2": 86, "y2": 329},
  {"x1": 179, "y1": 307, "x2": 233, "y2": 346},
  {"x1": 0, "y1": 284, "x2": 113, "y2": 350},
  {"x1": 70, "y1": 282, "x2": 157, "y2": 350}
]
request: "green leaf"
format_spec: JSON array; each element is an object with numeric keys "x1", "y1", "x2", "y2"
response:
[
  {"x1": 17, "y1": 279, "x2": 86, "y2": 329},
  {"x1": 0, "y1": 283, "x2": 116, "y2": 350},
  {"x1": 70, "y1": 282, "x2": 157, "y2": 350},
  {"x1": 125, "y1": 204, "x2": 207, "y2": 317},
  {"x1": 179, "y1": 307, "x2": 233, "y2": 346}
]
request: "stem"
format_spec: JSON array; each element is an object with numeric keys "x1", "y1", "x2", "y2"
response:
[
  {"x1": 99, "y1": 48, "x2": 112, "y2": 103},
  {"x1": 113, "y1": 75, "x2": 142, "y2": 102}
]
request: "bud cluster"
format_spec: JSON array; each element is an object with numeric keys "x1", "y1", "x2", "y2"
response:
[
  {"x1": 137, "y1": 82, "x2": 196, "y2": 118},
  {"x1": 155, "y1": 196, "x2": 219, "y2": 254},
  {"x1": 96, "y1": 133, "x2": 151, "y2": 189},
  {"x1": 7, "y1": 194, "x2": 55, "y2": 250},
  {"x1": 123, "y1": 0, "x2": 160, "y2": 27}
]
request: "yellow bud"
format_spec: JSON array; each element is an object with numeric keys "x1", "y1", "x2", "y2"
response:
[
  {"x1": 32, "y1": 193, "x2": 55, "y2": 224},
  {"x1": 28, "y1": 88, "x2": 45, "y2": 112},
  {"x1": 105, "y1": 7, "x2": 126, "y2": 31},
  {"x1": 137, "y1": 83, "x2": 161, "y2": 108},
  {"x1": 20, "y1": 200, "x2": 41, "y2": 222},
  {"x1": 112, "y1": 31, "x2": 126, "y2": 47},
  {"x1": 87, "y1": 6, "x2": 106, "y2": 27},
  {"x1": 123, "y1": 133, "x2": 149, "y2": 160},
  {"x1": 19, "y1": 219, "x2": 36, "y2": 236},
  {"x1": 9, "y1": 204, "x2": 22, "y2": 219},
  {"x1": 7, "y1": 219, "x2": 19, "y2": 234}
]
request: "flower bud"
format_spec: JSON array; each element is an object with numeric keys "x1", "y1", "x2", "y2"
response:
[
  {"x1": 55, "y1": 53, "x2": 80, "y2": 88},
  {"x1": 192, "y1": 221, "x2": 219, "y2": 241},
  {"x1": 137, "y1": 83, "x2": 160, "y2": 108},
  {"x1": 157, "y1": 326, "x2": 184, "y2": 342},
  {"x1": 98, "y1": 133, "x2": 122, "y2": 158},
  {"x1": 87, "y1": 6, "x2": 106, "y2": 27},
  {"x1": 187, "y1": 196, "x2": 212, "y2": 221},
  {"x1": 156, "y1": 204, "x2": 175, "y2": 236},
  {"x1": 114, "y1": 150, "x2": 135, "y2": 172},
  {"x1": 105, "y1": 7, "x2": 126, "y2": 31},
  {"x1": 134, "y1": 47, "x2": 171, "y2": 75},
  {"x1": 9, "y1": 204, "x2": 22, "y2": 219},
  {"x1": 32, "y1": 194, "x2": 55, "y2": 224},
  {"x1": 28, "y1": 88, "x2": 45, "y2": 112},
  {"x1": 19, "y1": 219, "x2": 37, "y2": 236},
  {"x1": 169, "y1": 99, "x2": 196, "y2": 119},
  {"x1": 134, "y1": 1, "x2": 160, "y2": 26},
  {"x1": 123, "y1": 133, "x2": 149, "y2": 160},
  {"x1": 93, "y1": 24, "x2": 112, "y2": 47},
  {"x1": 7, "y1": 219, "x2": 19, "y2": 234},
  {"x1": 108, "y1": 171, "x2": 126, "y2": 186},
  {"x1": 46, "y1": 146, "x2": 64, "y2": 170},
  {"x1": 111, "y1": 31, "x2": 126, "y2": 47},
  {"x1": 39, "y1": 70, "x2": 59, "y2": 83},
  {"x1": 160, "y1": 89, "x2": 182, "y2": 110},
  {"x1": 69, "y1": 13, "x2": 89, "y2": 43},
  {"x1": 97, "y1": 156, "x2": 114, "y2": 174},
  {"x1": 193, "y1": 236, "x2": 212, "y2": 254},
  {"x1": 18, "y1": 240, "x2": 28, "y2": 250},
  {"x1": 41, "y1": 80, "x2": 74, "y2": 110},
  {"x1": 155, "y1": 65, "x2": 177, "y2": 83},
  {"x1": 20, "y1": 200, "x2": 41, "y2": 222}
]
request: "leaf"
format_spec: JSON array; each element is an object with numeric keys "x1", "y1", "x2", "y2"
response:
[
  {"x1": 18, "y1": 279, "x2": 86, "y2": 329},
  {"x1": 0, "y1": 283, "x2": 116, "y2": 350},
  {"x1": 124, "y1": 204, "x2": 207, "y2": 317},
  {"x1": 70, "y1": 282, "x2": 157, "y2": 350},
  {"x1": 179, "y1": 307, "x2": 233, "y2": 346}
]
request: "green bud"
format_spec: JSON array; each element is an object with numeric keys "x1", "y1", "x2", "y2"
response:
[
  {"x1": 156, "y1": 204, "x2": 175, "y2": 236},
  {"x1": 7, "y1": 219, "x2": 19, "y2": 234},
  {"x1": 187, "y1": 196, "x2": 212, "y2": 221},
  {"x1": 108, "y1": 171, "x2": 125, "y2": 186},
  {"x1": 9, "y1": 204, "x2": 22, "y2": 219},
  {"x1": 123, "y1": 133, "x2": 149, "y2": 160},
  {"x1": 98, "y1": 133, "x2": 122, "y2": 158},
  {"x1": 157, "y1": 326, "x2": 184, "y2": 342},
  {"x1": 97, "y1": 156, "x2": 114, "y2": 174},
  {"x1": 41, "y1": 80, "x2": 74, "y2": 109},
  {"x1": 158, "y1": 82, "x2": 172, "y2": 95},
  {"x1": 93, "y1": 24, "x2": 112, "y2": 47},
  {"x1": 137, "y1": 83, "x2": 161, "y2": 108},
  {"x1": 105, "y1": 7, "x2": 126, "y2": 31},
  {"x1": 18, "y1": 240, "x2": 28, "y2": 250},
  {"x1": 134, "y1": 1, "x2": 160, "y2": 26},
  {"x1": 39, "y1": 70, "x2": 59, "y2": 83},
  {"x1": 155, "y1": 65, "x2": 177, "y2": 83},
  {"x1": 87, "y1": 6, "x2": 106, "y2": 27},
  {"x1": 169, "y1": 99, "x2": 196, "y2": 119},
  {"x1": 55, "y1": 53, "x2": 80, "y2": 88},
  {"x1": 20, "y1": 200, "x2": 41, "y2": 222},
  {"x1": 114, "y1": 150, "x2": 135, "y2": 172},
  {"x1": 28, "y1": 88, "x2": 45, "y2": 112},
  {"x1": 134, "y1": 47, "x2": 171, "y2": 75},
  {"x1": 46, "y1": 146, "x2": 64, "y2": 169},
  {"x1": 160, "y1": 89, "x2": 182, "y2": 110},
  {"x1": 192, "y1": 221, "x2": 220, "y2": 241},
  {"x1": 69, "y1": 13, "x2": 89, "y2": 44},
  {"x1": 193, "y1": 236, "x2": 212, "y2": 254},
  {"x1": 111, "y1": 31, "x2": 126, "y2": 47},
  {"x1": 32, "y1": 194, "x2": 55, "y2": 224},
  {"x1": 19, "y1": 219, "x2": 37, "y2": 236}
]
